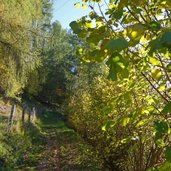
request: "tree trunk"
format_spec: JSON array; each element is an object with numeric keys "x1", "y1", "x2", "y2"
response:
[{"x1": 9, "y1": 104, "x2": 16, "y2": 128}]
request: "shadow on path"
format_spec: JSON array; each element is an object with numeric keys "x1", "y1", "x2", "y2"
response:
[{"x1": 20, "y1": 107, "x2": 102, "y2": 171}]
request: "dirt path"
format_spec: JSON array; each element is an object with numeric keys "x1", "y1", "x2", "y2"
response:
[
  {"x1": 25, "y1": 109, "x2": 102, "y2": 171},
  {"x1": 36, "y1": 128, "x2": 61, "y2": 171}
]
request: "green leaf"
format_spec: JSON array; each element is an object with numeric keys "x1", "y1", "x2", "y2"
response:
[
  {"x1": 156, "y1": 138, "x2": 165, "y2": 148},
  {"x1": 86, "y1": 32, "x2": 101, "y2": 44},
  {"x1": 102, "y1": 125, "x2": 106, "y2": 131},
  {"x1": 106, "y1": 37, "x2": 128, "y2": 51},
  {"x1": 117, "y1": 62, "x2": 125, "y2": 69},
  {"x1": 106, "y1": 53, "x2": 122, "y2": 66},
  {"x1": 102, "y1": 120, "x2": 115, "y2": 131},
  {"x1": 149, "y1": 21, "x2": 161, "y2": 30},
  {"x1": 151, "y1": 68, "x2": 162, "y2": 80},
  {"x1": 120, "y1": 68, "x2": 129, "y2": 78},
  {"x1": 166, "y1": 63, "x2": 171, "y2": 70},
  {"x1": 108, "y1": 62, "x2": 117, "y2": 81},
  {"x1": 149, "y1": 31, "x2": 171, "y2": 54},
  {"x1": 121, "y1": 137, "x2": 131, "y2": 144},
  {"x1": 89, "y1": 12, "x2": 98, "y2": 19},
  {"x1": 90, "y1": 49, "x2": 106, "y2": 62},
  {"x1": 148, "y1": 57, "x2": 159, "y2": 65},
  {"x1": 121, "y1": 117, "x2": 130, "y2": 127},
  {"x1": 136, "y1": 120, "x2": 148, "y2": 127},
  {"x1": 69, "y1": 21, "x2": 82, "y2": 34},
  {"x1": 162, "y1": 102, "x2": 171, "y2": 114},
  {"x1": 165, "y1": 147, "x2": 171, "y2": 162},
  {"x1": 148, "y1": 38, "x2": 161, "y2": 55},
  {"x1": 158, "y1": 84, "x2": 165, "y2": 91},
  {"x1": 161, "y1": 31, "x2": 171, "y2": 47},
  {"x1": 106, "y1": 53, "x2": 121, "y2": 81},
  {"x1": 154, "y1": 120, "x2": 169, "y2": 134},
  {"x1": 110, "y1": 10, "x2": 123, "y2": 20},
  {"x1": 112, "y1": 56, "x2": 120, "y2": 62},
  {"x1": 106, "y1": 53, "x2": 129, "y2": 80}
]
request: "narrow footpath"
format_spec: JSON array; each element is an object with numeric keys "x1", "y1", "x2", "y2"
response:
[{"x1": 18, "y1": 108, "x2": 102, "y2": 171}]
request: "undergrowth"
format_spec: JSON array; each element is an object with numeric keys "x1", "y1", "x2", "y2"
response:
[
  {"x1": 0, "y1": 105, "x2": 102, "y2": 171},
  {"x1": 0, "y1": 123, "x2": 43, "y2": 171}
]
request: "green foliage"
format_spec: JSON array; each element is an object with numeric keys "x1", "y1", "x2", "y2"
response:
[
  {"x1": 64, "y1": 68, "x2": 159, "y2": 170},
  {"x1": 70, "y1": 21, "x2": 82, "y2": 34},
  {"x1": 0, "y1": 0, "x2": 55, "y2": 98},
  {"x1": 0, "y1": 131, "x2": 36, "y2": 170},
  {"x1": 68, "y1": 0, "x2": 171, "y2": 169},
  {"x1": 165, "y1": 147, "x2": 171, "y2": 162},
  {"x1": 162, "y1": 102, "x2": 171, "y2": 114},
  {"x1": 0, "y1": 0, "x2": 43, "y2": 97},
  {"x1": 33, "y1": 22, "x2": 83, "y2": 105},
  {"x1": 106, "y1": 38, "x2": 128, "y2": 52}
]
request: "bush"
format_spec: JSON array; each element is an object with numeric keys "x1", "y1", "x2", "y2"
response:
[{"x1": 65, "y1": 76, "x2": 165, "y2": 170}]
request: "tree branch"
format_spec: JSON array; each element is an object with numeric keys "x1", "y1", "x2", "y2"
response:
[{"x1": 141, "y1": 72, "x2": 169, "y2": 103}]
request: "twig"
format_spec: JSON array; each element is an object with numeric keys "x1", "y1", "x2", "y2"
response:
[
  {"x1": 141, "y1": 72, "x2": 169, "y2": 103},
  {"x1": 126, "y1": 6, "x2": 141, "y2": 24}
]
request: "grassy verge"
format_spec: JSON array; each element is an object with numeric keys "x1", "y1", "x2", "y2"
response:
[
  {"x1": 0, "y1": 102, "x2": 102, "y2": 170},
  {"x1": 0, "y1": 100, "x2": 43, "y2": 170}
]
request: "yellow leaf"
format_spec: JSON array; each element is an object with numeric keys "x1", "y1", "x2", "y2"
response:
[
  {"x1": 78, "y1": 48, "x2": 83, "y2": 55},
  {"x1": 96, "y1": 21, "x2": 103, "y2": 27},
  {"x1": 109, "y1": 3, "x2": 115, "y2": 9},
  {"x1": 136, "y1": 120, "x2": 147, "y2": 127},
  {"x1": 121, "y1": 117, "x2": 130, "y2": 127},
  {"x1": 85, "y1": 21, "x2": 92, "y2": 28},
  {"x1": 131, "y1": 31, "x2": 138, "y2": 38},
  {"x1": 82, "y1": 3, "x2": 86, "y2": 10},
  {"x1": 149, "y1": 57, "x2": 159, "y2": 65},
  {"x1": 83, "y1": 58, "x2": 91, "y2": 63},
  {"x1": 151, "y1": 68, "x2": 162, "y2": 80},
  {"x1": 102, "y1": 125, "x2": 106, "y2": 131},
  {"x1": 126, "y1": 24, "x2": 145, "y2": 40},
  {"x1": 158, "y1": 84, "x2": 165, "y2": 91},
  {"x1": 161, "y1": 1, "x2": 167, "y2": 5},
  {"x1": 140, "y1": 35, "x2": 147, "y2": 44},
  {"x1": 74, "y1": 2, "x2": 80, "y2": 8}
]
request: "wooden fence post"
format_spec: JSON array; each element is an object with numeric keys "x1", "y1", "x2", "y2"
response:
[
  {"x1": 9, "y1": 104, "x2": 16, "y2": 128},
  {"x1": 21, "y1": 103, "x2": 26, "y2": 124},
  {"x1": 32, "y1": 107, "x2": 36, "y2": 123},
  {"x1": 28, "y1": 108, "x2": 32, "y2": 123}
]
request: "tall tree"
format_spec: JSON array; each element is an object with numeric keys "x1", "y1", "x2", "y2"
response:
[
  {"x1": 35, "y1": 22, "x2": 82, "y2": 105},
  {"x1": 24, "y1": 0, "x2": 53, "y2": 96},
  {"x1": 0, "y1": 0, "x2": 42, "y2": 97}
]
